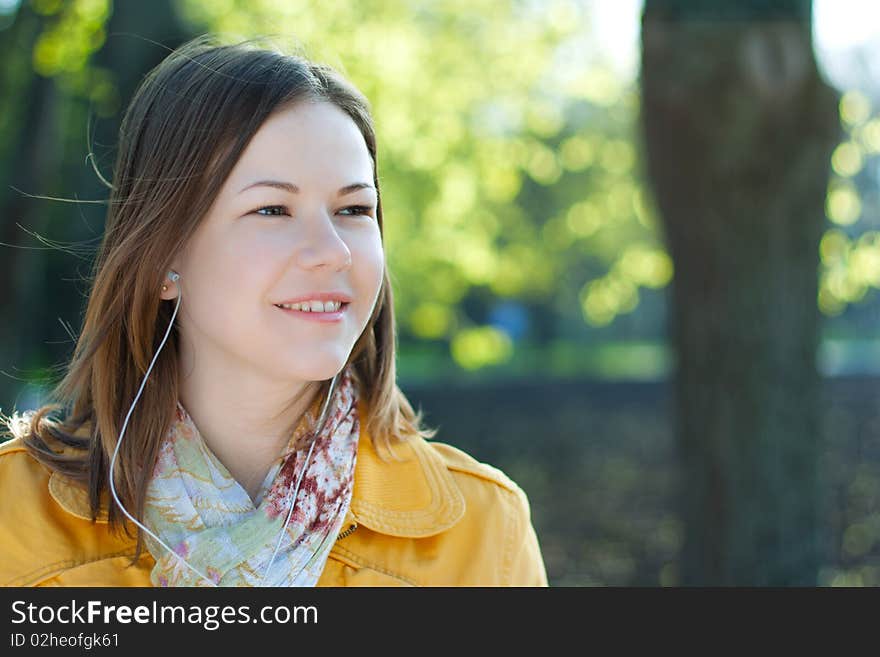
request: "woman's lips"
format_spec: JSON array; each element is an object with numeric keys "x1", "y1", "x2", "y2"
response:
[{"x1": 274, "y1": 302, "x2": 349, "y2": 323}]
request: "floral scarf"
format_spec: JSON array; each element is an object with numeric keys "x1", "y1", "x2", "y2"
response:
[{"x1": 143, "y1": 366, "x2": 359, "y2": 587}]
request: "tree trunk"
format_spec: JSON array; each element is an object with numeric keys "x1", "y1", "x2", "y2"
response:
[{"x1": 640, "y1": 2, "x2": 840, "y2": 584}]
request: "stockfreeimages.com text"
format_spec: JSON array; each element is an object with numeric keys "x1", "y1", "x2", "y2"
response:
[{"x1": 11, "y1": 599, "x2": 317, "y2": 631}]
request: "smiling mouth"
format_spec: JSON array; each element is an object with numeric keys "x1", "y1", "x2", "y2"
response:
[
  {"x1": 272, "y1": 302, "x2": 351, "y2": 322},
  {"x1": 273, "y1": 302, "x2": 351, "y2": 313}
]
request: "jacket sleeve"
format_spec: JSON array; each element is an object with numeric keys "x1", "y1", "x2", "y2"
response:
[{"x1": 505, "y1": 484, "x2": 549, "y2": 586}]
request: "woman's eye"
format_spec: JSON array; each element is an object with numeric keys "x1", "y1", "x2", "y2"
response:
[
  {"x1": 253, "y1": 205, "x2": 374, "y2": 218},
  {"x1": 254, "y1": 205, "x2": 288, "y2": 217},
  {"x1": 339, "y1": 205, "x2": 375, "y2": 217}
]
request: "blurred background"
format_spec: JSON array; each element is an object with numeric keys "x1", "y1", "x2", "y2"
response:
[{"x1": 1, "y1": 0, "x2": 879, "y2": 586}]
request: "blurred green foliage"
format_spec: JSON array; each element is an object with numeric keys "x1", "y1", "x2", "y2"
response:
[
  {"x1": 0, "y1": 0, "x2": 677, "y2": 381},
  {"x1": 819, "y1": 90, "x2": 880, "y2": 318},
  {"x1": 163, "y1": 0, "x2": 674, "y2": 370},
  {"x1": 2, "y1": 0, "x2": 880, "y2": 585},
  {"x1": 3, "y1": 0, "x2": 880, "y2": 380}
]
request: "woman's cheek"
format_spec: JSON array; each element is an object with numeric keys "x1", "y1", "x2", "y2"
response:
[
  {"x1": 361, "y1": 239, "x2": 385, "y2": 296},
  {"x1": 342, "y1": 239, "x2": 379, "y2": 319}
]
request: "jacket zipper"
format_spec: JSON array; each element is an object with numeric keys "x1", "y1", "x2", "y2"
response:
[{"x1": 336, "y1": 522, "x2": 358, "y2": 541}]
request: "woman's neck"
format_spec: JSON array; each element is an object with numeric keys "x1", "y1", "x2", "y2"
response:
[{"x1": 176, "y1": 349, "x2": 319, "y2": 504}]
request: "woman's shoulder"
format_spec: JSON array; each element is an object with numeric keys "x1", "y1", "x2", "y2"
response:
[
  {"x1": 0, "y1": 436, "x2": 54, "y2": 498},
  {"x1": 416, "y1": 438, "x2": 547, "y2": 585},
  {"x1": 0, "y1": 436, "x2": 86, "y2": 506},
  {"x1": 0, "y1": 437, "x2": 138, "y2": 587},
  {"x1": 421, "y1": 439, "x2": 537, "y2": 538},
  {"x1": 425, "y1": 440, "x2": 529, "y2": 503},
  {"x1": 0, "y1": 437, "x2": 67, "y2": 585},
  {"x1": 423, "y1": 438, "x2": 538, "y2": 539},
  {"x1": 0, "y1": 438, "x2": 79, "y2": 586}
]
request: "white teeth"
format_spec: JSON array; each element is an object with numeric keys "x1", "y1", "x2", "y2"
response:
[{"x1": 276, "y1": 300, "x2": 343, "y2": 312}]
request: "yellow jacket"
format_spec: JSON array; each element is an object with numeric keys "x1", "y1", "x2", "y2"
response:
[{"x1": 0, "y1": 403, "x2": 548, "y2": 587}]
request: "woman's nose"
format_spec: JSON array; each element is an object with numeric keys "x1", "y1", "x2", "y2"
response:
[{"x1": 296, "y1": 212, "x2": 353, "y2": 271}]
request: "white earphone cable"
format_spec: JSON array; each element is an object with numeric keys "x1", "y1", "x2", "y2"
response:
[
  {"x1": 108, "y1": 272, "x2": 335, "y2": 587},
  {"x1": 108, "y1": 274, "x2": 217, "y2": 585}
]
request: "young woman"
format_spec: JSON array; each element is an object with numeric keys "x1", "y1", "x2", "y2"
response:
[{"x1": 0, "y1": 36, "x2": 547, "y2": 587}]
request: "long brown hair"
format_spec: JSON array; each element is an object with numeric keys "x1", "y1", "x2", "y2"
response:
[{"x1": 2, "y1": 34, "x2": 436, "y2": 560}]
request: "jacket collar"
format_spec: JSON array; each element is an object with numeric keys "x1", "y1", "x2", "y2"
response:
[{"x1": 49, "y1": 399, "x2": 465, "y2": 538}]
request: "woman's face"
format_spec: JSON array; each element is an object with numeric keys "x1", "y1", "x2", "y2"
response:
[{"x1": 164, "y1": 100, "x2": 384, "y2": 385}]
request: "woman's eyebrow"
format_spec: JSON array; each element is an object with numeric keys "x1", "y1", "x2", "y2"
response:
[{"x1": 238, "y1": 180, "x2": 375, "y2": 196}]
